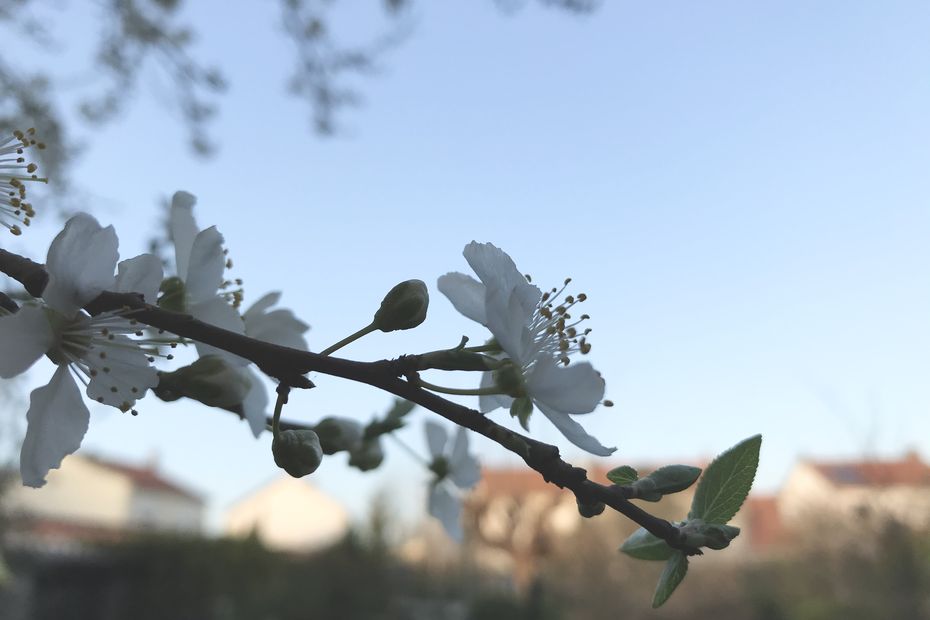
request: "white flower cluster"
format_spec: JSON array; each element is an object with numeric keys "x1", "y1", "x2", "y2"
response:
[{"x1": 2, "y1": 191, "x2": 615, "y2": 545}]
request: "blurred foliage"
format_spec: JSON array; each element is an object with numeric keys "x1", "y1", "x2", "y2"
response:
[{"x1": 0, "y1": 0, "x2": 601, "y2": 198}]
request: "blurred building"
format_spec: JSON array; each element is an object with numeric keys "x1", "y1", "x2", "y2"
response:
[
  {"x1": 2, "y1": 453, "x2": 204, "y2": 553},
  {"x1": 778, "y1": 450, "x2": 930, "y2": 534},
  {"x1": 224, "y1": 475, "x2": 349, "y2": 552},
  {"x1": 453, "y1": 451, "x2": 930, "y2": 586}
]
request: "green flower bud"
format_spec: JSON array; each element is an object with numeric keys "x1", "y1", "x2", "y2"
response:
[
  {"x1": 576, "y1": 497, "x2": 606, "y2": 518},
  {"x1": 348, "y1": 438, "x2": 384, "y2": 472},
  {"x1": 158, "y1": 276, "x2": 187, "y2": 313},
  {"x1": 372, "y1": 279, "x2": 429, "y2": 332},
  {"x1": 273, "y1": 429, "x2": 324, "y2": 478},
  {"x1": 154, "y1": 356, "x2": 251, "y2": 408},
  {"x1": 313, "y1": 417, "x2": 364, "y2": 455}
]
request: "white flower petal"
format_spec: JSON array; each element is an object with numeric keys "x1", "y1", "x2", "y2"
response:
[
  {"x1": 44, "y1": 214, "x2": 118, "y2": 315},
  {"x1": 437, "y1": 272, "x2": 487, "y2": 325},
  {"x1": 428, "y1": 482, "x2": 463, "y2": 542},
  {"x1": 449, "y1": 427, "x2": 481, "y2": 489},
  {"x1": 478, "y1": 371, "x2": 512, "y2": 414},
  {"x1": 170, "y1": 191, "x2": 198, "y2": 280},
  {"x1": 245, "y1": 309, "x2": 309, "y2": 351},
  {"x1": 424, "y1": 420, "x2": 447, "y2": 458},
  {"x1": 84, "y1": 334, "x2": 158, "y2": 410},
  {"x1": 241, "y1": 368, "x2": 268, "y2": 438},
  {"x1": 526, "y1": 357, "x2": 604, "y2": 415},
  {"x1": 484, "y1": 285, "x2": 533, "y2": 364},
  {"x1": 535, "y1": 400, "x2": 616, "y2": 456},
  {"x1": 242, "y1": 292, "x2": 281, "y2": 321},
  {"x1": 462, "y1": 241, "x2": 540, "y2": 316},
  {"x1": 190, "y1": 297, "x2": 246, "y2": 363},
  {"x1": 115, "y1": 254, "x2": 164, "y2": 303},
  {"x1": 0, "y1": 305, "x2": 54, "y2": 378},
  {"x1": 185, "y1": 226, "x2": 227, "y2": 304},
  {"x1": 20, "y1": 365, "x2": 89, "y2": 487}
]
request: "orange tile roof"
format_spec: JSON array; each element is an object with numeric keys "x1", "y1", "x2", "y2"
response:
[{"x1": 810, "y1": 451, "x2": 930, "y2": 487}]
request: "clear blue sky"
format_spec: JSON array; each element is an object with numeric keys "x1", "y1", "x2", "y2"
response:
[{"x1": 3, "y1": 1, "x2": 929, "y2": 529}]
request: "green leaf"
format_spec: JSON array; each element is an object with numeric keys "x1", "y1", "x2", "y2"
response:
[
  {"x1": 619, "y1": 527, "x2": 674, "y2": 561},
  {"x1": 652, "y1": 551, "x2": 688, "y2": 608},
  {"x1": 689, "y1": 434, "x2": 762, "y2": 524},
  {"x1": 642, "y1": 465, "x2": 702, "y2": 495},
  {"x1": 606, "y1": 465, "x2": 639, "y2": 485}
]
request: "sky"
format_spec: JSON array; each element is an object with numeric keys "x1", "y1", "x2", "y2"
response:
[{"x1": 2, "y1": 1, "x2": 929, "y2": 531}]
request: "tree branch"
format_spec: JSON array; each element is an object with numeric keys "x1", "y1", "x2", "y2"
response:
[{"x1": 0, "y1": 246, "x2": 697, "y2": 554}]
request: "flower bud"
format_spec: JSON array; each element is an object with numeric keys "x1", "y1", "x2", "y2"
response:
[
  {"x1": 273, "y1": 429, "x2": 324, "y2": 478},
  {"x1": 313, "y1": 417, "x2": 364, "y2": 455},
  {"x1": 372, "y1": 279, "x2": 428, "y2": 332},
  {"x1": 154, "y1": 356, "x2": 251, "y2": 408},
  {"x1": 576, "y1": 497, "x2": 606, "y2": 518},
  {"x1": 348, "y1": 438, "x2": 384, "y2": 471}
]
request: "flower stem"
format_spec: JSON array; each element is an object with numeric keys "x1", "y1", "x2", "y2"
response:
[
  {"x1": 463, "y1": 343, "x2": 499, "y2": 353},
  {"x1": 417, "y1": 378, "x2": 502, "y2": 397},
  {"x1": 272, "y1": 384, "x2": 290, "y2": 440},
  {"x1": 319, "y1": 322, "x2": 377, "y2": 357},
  {"x1": 388, "y1": 433, "x2": 430, "y2": 467}
]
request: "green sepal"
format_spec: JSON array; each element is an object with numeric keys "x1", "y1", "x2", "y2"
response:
[
  {"x1": 509, "y1": 397, "x2": 533, "y2": 431},
  {"x1": 158, "y1": 276, "x2": 186, "y2": 313}
]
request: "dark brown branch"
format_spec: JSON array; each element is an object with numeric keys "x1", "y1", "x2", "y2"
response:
[{"x1": 0, "y1": 248, "x2": 697, "y2": 555}]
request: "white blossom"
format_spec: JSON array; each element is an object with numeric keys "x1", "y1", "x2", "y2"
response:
[
  {"x1": 0, "y1": 213, "x2": 162, "y2": 486},
  {"x1": 424, "y1": 420, "x2": 480, "y2": 542},
  {"x1": 438, "y1": 242, "x2": 615, "y2": 456},
  {"x1": 0, "y1": 128, "x2": 45, "y2": 236}
]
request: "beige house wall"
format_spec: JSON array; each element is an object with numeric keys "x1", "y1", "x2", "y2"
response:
[
  {"x1": 224, "y1": 476, "x2": 349, "y2": 552},
  {"x1": 5, "y1": 457, "x2": 132, "y2": 528}
]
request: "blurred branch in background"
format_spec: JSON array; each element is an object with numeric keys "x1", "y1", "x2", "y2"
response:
[{"x1": 0, "y1": 0, "x2": 600, "y2": 201}]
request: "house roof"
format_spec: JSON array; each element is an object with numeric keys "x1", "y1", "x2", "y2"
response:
[
  {"x1": 809, "y1": 451, "x2": 930, "y2": 487},
  {"x1": 84, "y1": 455, "x2": 204, "y2": 502}
]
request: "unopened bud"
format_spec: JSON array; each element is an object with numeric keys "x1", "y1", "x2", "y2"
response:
[
  {"x1": 313, "y1": 417, "x2": 364, "y2": 455},
  {"x1": 154, "y1": 356, "x2": 251, "y2": 408},
  {"x1": 576, "y1": 498, "x2": 606, "y2": 518},
  {"x1": 348, "y1": 438, "x2": 384, "y2": 471},
  {"x1": 372, "y1": 279, "x2": 428, "y2": 332},
  {"x1": 273, "y1": 429, "x2": 324, "y2": 478}
]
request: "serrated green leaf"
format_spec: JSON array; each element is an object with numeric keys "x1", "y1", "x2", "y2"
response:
[
  {"x1": 652, "y1": 551, "x2": 688, "y2": 608},
  {"x1": 619, "y1": 527, "x2": 674, "y2": 561},
  {"x1": 643, "y1": 465, "x2": 702, "y2": 494},
  {"x1": 688, "y1": 434, "x2": 762, "y2": 524},
  {"x1": 607, "y1": 465, "x2": 639, "y2": 485}
]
